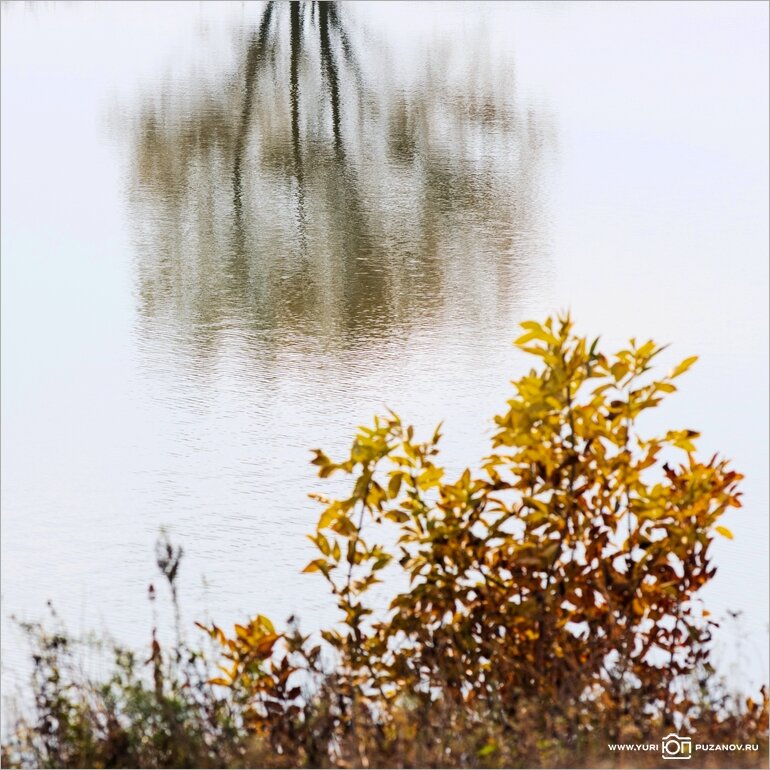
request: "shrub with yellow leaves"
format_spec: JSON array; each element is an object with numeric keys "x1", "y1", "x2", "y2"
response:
[{"x1": 200, "y1": 315, "x2": 754, "y2": 762}]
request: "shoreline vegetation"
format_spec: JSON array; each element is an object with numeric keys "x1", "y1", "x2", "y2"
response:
[{"x1": 3, "y1": 317, "x2": 768, "y2": 769}]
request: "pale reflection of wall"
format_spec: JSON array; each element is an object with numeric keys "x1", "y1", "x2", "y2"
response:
[{"x1": 127, "y1": 1, "x2": 555, "y2": 357}]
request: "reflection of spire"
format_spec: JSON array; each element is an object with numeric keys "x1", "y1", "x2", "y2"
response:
[{"x1": 127, "y1": 2, "x2": 554, "y2": 355}]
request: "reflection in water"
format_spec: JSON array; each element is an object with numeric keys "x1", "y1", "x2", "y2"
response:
[{"x1": 128, "y1": 2, "x2": 553, "y2": 355}]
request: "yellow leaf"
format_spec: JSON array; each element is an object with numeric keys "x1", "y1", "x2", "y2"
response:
[
  {"x1": 515, "y1": 326, "x2": 559, "y2": 346},
  {"x1": 388, "y1": 473, "x2": 403, "y2": 499},
  {"x1": 671, "y1": 355, "x2": 698, "y2": 378},
  {"x1": 318, "y1": 508, "x2": 338, "y2": 530},
  {"x1": 715, "y1": 525, "x2": 733, "y2": 540},
  {"x1": 256, "y1": 614, "x2": 275, "y2": 633}
]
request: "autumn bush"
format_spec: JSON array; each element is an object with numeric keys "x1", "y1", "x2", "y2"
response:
[{"x1": 3, "y1": 316, "x2": 768, "y2": 769}]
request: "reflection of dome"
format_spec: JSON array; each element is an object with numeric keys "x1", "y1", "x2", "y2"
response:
[{"x1": 127, "y1": 1, "x2": 554, "y2": 357}]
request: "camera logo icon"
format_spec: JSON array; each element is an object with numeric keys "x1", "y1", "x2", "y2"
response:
[{"x1": 662, "y1": 733, "x2": 692, "y2": 760}]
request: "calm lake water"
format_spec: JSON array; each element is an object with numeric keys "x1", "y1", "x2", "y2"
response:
[{"x1": 2, "y1": 1, "x2": 768, "y2": 694}]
